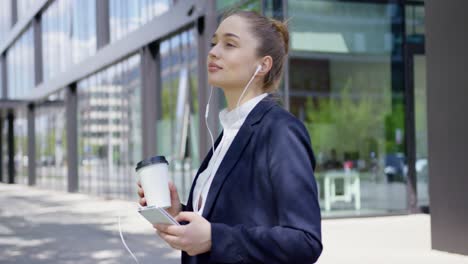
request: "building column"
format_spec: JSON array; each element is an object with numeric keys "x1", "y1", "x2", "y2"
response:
[
  {"x1": 0, "y1": 55, "x2": 5, "y2": 182},
  {"x1": 27, "y1": 104, "x2": 36, "y2": 186},
  {"x1": 140, "y1": 43, "x2": 160, "y2": 158},
  {"x1": 96, "y1": 0, "x2": 110, "y2": 49},
  {"x1": 426, "y1": 0, "x2": 468, "y2": 256},
  {"x1": 26, "y1": 15, "x2": 43, "y2": 187},
  {"x1": 33, "y1": 15, "x2": 43, "y2": 85},
  {"x1": 404, "y1": 43, "x2": 421, "y2": 214},
  {"x1": 1, "y1": 54, "x2": 7, "y2": 98},
  {"x1": 66, "y1": 84, "x2": 78, "y2": 192},
  {"x1": 10, "y1": 0, "x2": 17, "y2": 27},
  {"x1": 7, "y1": 111, "x2": 14, "y2": 184}
]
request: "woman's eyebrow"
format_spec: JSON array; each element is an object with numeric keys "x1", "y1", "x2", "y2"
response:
[{"x1": 212, "y1": 32, "x2": 240, "y2": 39}]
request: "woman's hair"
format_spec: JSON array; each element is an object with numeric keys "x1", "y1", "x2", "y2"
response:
[{"x1": 222, "y1": 10, "x2": 289, "y2": 92}]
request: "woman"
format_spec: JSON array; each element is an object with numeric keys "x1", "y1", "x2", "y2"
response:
[{"x1": 137, "y1": 10, "x2": 322, "y2": 264}]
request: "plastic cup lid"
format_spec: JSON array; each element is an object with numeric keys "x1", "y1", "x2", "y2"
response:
[{"x1": 135, "y1": 156, "x2": 169, "y2": 171}]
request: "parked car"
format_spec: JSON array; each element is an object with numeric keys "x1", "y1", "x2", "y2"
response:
[{"x1": 384, "y1": 153, "x2": 407, "y2": 182}]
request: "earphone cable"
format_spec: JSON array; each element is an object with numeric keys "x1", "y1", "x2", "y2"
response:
[{"x1": 118, "y1": 209, "x2": 140, "y2": 264}]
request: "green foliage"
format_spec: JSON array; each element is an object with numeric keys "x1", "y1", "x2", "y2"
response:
[
  {"x1": 384, "y1": 98, "x2": 405, "y2": 153},
  {"x1": 303, "y1": 80, "x2": 397, "y2": 163}
]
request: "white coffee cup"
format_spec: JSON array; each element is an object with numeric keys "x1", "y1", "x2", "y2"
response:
[{"x1": 136, "y1": 156, "x2": 171, "y2": 208}]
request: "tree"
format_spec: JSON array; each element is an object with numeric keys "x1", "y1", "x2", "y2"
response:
[{"x1": 304, "y1": 80, "x2": 387, "y2": 168}]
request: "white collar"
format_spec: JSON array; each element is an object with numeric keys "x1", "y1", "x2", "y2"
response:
[{"x1": 219, "y1": 93, "x2": 268, "y2": 130}]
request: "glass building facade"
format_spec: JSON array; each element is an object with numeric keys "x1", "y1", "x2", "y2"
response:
[
  {"x1": 77, "y1": 54, "x2": 141, "y2": 200},
  {"x1": 0, "y1": 0, "x2": 427, "y2": 218},
  {"x1": 109, "y1": 0, "x2": 172, "y2": 42},
  {"x1": 6, "y1": 25, "x2": 34, "y2": 99},
  {"x1": 17, "y1": 0, "x2": 37, "y2": 22},
  {"x1": 0, "y1": 0, "x2": 12, "y2": 42},
  {"x1": 288, "y1": 0, "x2": 404, "y2": 216},
  {"x1": 158, "y1": 28, "x2": 200, "y2": 203},
  {"x1": 35, "y1": 92, "x2": 68, "y2": 191},
  {"x1": 42, "y1": 0, "x2": 97, "y2": 82},
  {"x1": 14, "y1": 108, "x2": 28, "y2": 185}
]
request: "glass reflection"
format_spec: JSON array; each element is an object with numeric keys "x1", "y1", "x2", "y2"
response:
[
  {"x1": 109, "y1": 0, "x2": 171, "y2": 42},
  {"x1": 406, "y1": 5, "x2": 425, "y2": 38},
  {"x1": 158, "y1": 28, "x2": 199, "y2": 204},
  {"x1": 17, "y1": 0, "x2": 36, "y2": 22},
  {"x1": 72, "y1": 0, "x2": 96, "y2": 63},
  {"x1": 414, "y1": 55, "x2": 428, "y2": 208},
  {"x1": 78, "y1": 54, "x2": 141, "y2": 200},
  {"x1": 290, "y1": 1, "x2": 393, "y2": 54},
  {"x1": 42, "y1": 0, "x2": 96, "y2": 82},
  {"x1": 6, "y1": 26, "x2": 34, "y2": 99},
  {"x1": 14, "y1": 109, "x2": 28, "y2": 185},
  {"x1": 0, "y1": 0, "x2": 12, "y2": 42},
  {"x1": 289, "y1": 0, "x2": 407, "y2": 216},
  {"x1": 35, "y1": 92, "x2": 68, "y2": 191}
]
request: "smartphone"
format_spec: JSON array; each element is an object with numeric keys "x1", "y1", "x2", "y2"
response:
[{"x1": 138, "y1": 206, "x2": 180, "y2": 226}]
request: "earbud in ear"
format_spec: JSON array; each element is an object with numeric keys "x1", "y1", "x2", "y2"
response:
[{"x1": 255, "y1": 65, "x2": 262, "y2": 75}]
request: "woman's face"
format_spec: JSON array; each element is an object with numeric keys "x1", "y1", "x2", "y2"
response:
[{"x1": 207, "y1": 15, "x2": 261, "y2": 90}]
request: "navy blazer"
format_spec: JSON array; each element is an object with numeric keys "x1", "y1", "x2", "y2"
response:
[{"x1": 182, "y1": 95, "x2": 323, "y2": 264}]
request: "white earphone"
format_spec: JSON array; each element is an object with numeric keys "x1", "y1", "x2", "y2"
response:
[
  {"x1": 205, "y1": 64, "x2": 262, "y2": 154},
  {"x1": 236, "y1": 64, "x2": 262, "y2": 120},
  {"x1": 197, "y1": 64, "x2": 262, "y2": 214},
  {"x1": 256, "y1": 64, "x2": 262, "y2": 74}
]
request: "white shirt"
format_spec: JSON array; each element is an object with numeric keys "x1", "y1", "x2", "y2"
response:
[{"x1": 193, "y1": 93, "x2": 269, "y2": 214}]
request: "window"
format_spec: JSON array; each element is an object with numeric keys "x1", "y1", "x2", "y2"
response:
[
  {"x1": 109, "y1": 0, "x2": 172, "y2": 42},
  {"x1": 7, "y1": 25, "x2": 34, "y2": 99},
  {"x1": 77, "y1": 54, "x2": 142, "y2": 200},
  {"x1": 42, "y1": 0, "x2": 97, "y2": 82},
  {"x1": 35, "y1": 92, "x2": 68, "y2": 191},
  {"x1": 289, "y1": 0, "x2": 407, "y2": 216},
  {"x1": 158, "y1": 29, "x2": 199, "y2": 203}
]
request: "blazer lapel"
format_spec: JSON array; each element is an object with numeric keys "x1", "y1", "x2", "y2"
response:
[{"x1": 202, "y1": 95, "x2": 277, "y2": 218}]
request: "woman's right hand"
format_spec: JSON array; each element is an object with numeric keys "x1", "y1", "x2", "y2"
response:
[{"x1": 137, "y1": 180, "x2": 182, "y2": 217}]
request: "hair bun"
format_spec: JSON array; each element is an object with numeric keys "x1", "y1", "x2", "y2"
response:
[{"x1": 270, "y1": 19, "x2": 289, "y2": 54}]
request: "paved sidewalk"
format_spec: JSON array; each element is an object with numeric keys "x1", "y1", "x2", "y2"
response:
[
  {"x1": 1, "y1": 183, "x2": 468, "y2": 264},
  {"x1": 318, "y1": 215, "x2": 468, "y2": 264},
  {"x1": 0, "y1": 183, "x2": 180, "y2": 264}
]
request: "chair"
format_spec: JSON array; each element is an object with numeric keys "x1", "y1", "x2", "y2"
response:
[{"x1": 323, "y1": 170, "x2": 361, "y2": 211}]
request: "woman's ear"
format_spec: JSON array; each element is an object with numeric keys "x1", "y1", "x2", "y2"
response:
[{"x1": 257, "y1": 56, "x2": 273, "y2": 76}]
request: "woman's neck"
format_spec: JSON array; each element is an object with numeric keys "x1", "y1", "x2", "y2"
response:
[{"x1": 223, "y1": 86, "x2": 264, "y2": 111}]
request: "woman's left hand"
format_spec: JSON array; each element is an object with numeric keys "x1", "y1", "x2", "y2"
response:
[{"x1": 154, "y1": 212, "x2": 212, "y2": 256}]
